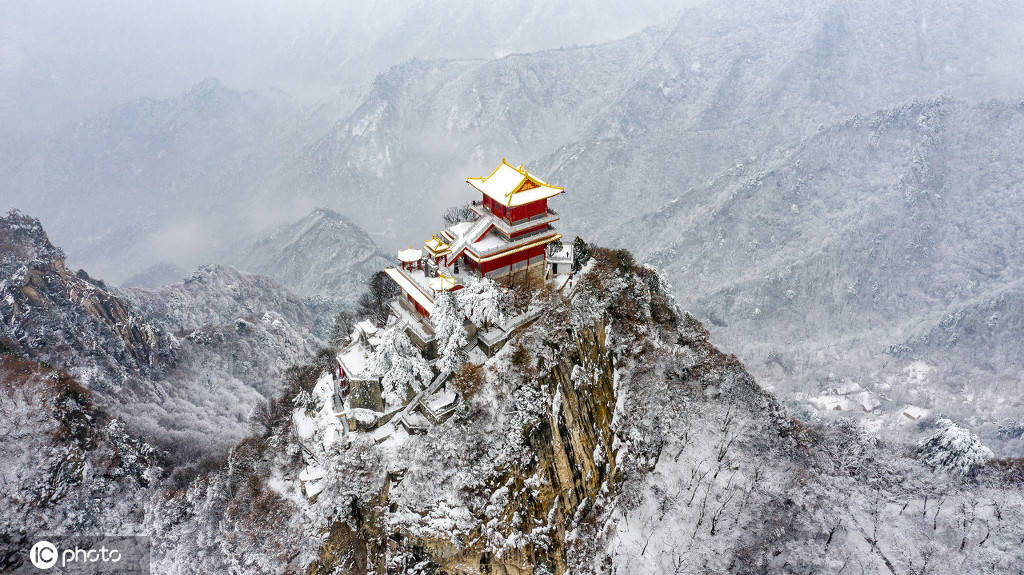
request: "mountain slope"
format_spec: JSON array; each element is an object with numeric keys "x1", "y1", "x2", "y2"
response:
[
  {"x1": 0, "y1": 211, "x2": 323, "y2": 462},
  {"x1": 623, "y1": 99, "x2": 1024, "y2": 450},
  {"x1": 270, "y1": 28, "x2": 670, "y2": 246},
  {"x1": 544, "y1": 0, "x2": 1024, "y2": 237},
  {"x1": 141, "y1": 246, "x2": 1024, "y2": 574},
  {"x1": 227, "y1": 208, "x2": 391, "y2": 304},
  {"x1": 0, "y1": 355, "x2": 157, "y2": 570},
  {"x1": 0, "y1": 79, "x2": 306, "y2": 281},
  {"x1": 0, "y1": 210, "x2": 177, "y2": 379}
]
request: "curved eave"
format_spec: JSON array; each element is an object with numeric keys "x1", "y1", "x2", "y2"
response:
[{"x1": 467, "y1": 159, "x2": 564, "y2": 207}]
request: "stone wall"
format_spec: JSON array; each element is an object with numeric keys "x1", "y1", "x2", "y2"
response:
[
  {"x1": 348, "y1": 378, "x2": 384, "y2": 412},
  {"x1": 492, "y1": 260, "x2": 546, "y2": 290}
]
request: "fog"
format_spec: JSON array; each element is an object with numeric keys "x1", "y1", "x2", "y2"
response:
[
  {"x1": 2, "y1": 0, "x2": 1024, "y2": 465},
  {"x1": 0, "y1": 0, "x2": 696, "y2": 137}
]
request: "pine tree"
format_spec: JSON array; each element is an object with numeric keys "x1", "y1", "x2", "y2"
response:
[
  {"x1": 572, "y1": 236, "x2": 591, "y2": 272},
  {"x1": 917, "y1": 418, "x2": 994, "y2": 477},
  {"x1": 432, "y1": 290, "x2": 468, "y2": 375}
]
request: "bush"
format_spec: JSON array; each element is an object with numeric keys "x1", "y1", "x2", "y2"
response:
[{"x1": 452, "y1": 363, "x2": 485, "y2": 401}]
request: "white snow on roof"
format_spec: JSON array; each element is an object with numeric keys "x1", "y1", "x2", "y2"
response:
[
  {"x1": 355, "y1": 319, "x2": 378, "y2": 337},
  {"x1": 467, "y1": 160, "x2": 563, "y2": 207},
  {"x1": 426, "y1": 389, "x2": 457, "y2": 412},
  {"x1": 385, "y1": 267, "x2": 435, "y2": 314},
  {"x1": 427, "y1": 274, "x2": 457, "y2": 291},
  {"x1": 398, "y1": 247, "x2": 422, "y2": 262},
  {"x1": 902, "y1": 405, "x2": 929, "y2": 421},
  {"x1": 471, "y1": 229, "x2": 508, "y2": 252},
  {"x1": 339, "y1": 344, "x2": 371, "y2": 378}
]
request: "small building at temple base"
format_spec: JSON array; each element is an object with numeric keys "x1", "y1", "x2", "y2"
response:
[{"x1": 335, "y1": 320, "x2": 384, "y2": 412}]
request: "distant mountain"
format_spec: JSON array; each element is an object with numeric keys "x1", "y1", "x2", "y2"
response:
[
  {"x1": 543, "y1": 0, "x2": 1024, "y2": 237},
  {"x1": 625, "y1": 99, "x2": 1024, "y2": 452},
  {"x1": 0, "y1": 211, "x2": 323, "y2": 463},
  {"x1": 121, "y1": 262, "x2": 187, "y2": 289},
  {"x1": 266, "y1": 28, "x2": 671, "y2": 246},
  {"x1": 0, "y1": 78, "x2": 309, "y2": 281},
  {"x1": 227, "y1": 208, "x2": 391, "y2": 305}
]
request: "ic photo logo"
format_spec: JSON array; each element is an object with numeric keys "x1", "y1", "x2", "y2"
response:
[
  {"x1": 29, "y1": 540, "x2": 57, "y2": 569},
  {"x1": 22, "y1": 536, "x2": 148, "y2": 574}
]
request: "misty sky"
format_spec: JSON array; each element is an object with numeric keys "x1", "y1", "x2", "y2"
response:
[{"x1": 0, "y1": 0, "x2": 698, "y2": 138}]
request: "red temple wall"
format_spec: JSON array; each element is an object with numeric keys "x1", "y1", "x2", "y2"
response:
[
  {"x1": 509, "y1": 199, "x2": 547, "y2": 222},
  {"x1": 479, "y1": 244, "x2": 546, "y2": 274},
  {"x1": 483, "y1": 194, "x2": 547, "y2": 222}
]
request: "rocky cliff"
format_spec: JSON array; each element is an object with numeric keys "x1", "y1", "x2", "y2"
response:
[
  {"x1": 0, "y1": 210, "x2": 177, "y2": 381},
  {"x1": 142, "y1": 246, "x2": 1024, "y2": 574},
  {"x1": 0, "y1": 211, "x2": 324, "y2": 465},
  {"x1": 0, "y1": 354, "x2": 158, "y2": 571}
]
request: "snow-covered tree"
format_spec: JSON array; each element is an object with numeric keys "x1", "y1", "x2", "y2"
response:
[
  {"x1": 368, "y1": 326, "x2": 432, "y2": 407},
  {"x1": 456, "y1": 277, "x2": 506, "y2": 329},
  {"x1": 917, "y1": 418, "x2": 994, "y2": 477},
  {"x1": 432, "y1": 290, "x2": 467, "y2": 375}
]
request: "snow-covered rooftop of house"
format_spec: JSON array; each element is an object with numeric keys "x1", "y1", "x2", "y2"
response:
[
  {"x1": 467, "y1": 159, "x2": 564, "y2": 207},
  {"x1": 385, "y1": 267, "x2": 435, "y2": 314},
  {"x1": 425, "y1": 389, "x2": 457, "y2": 413},
  {"x1": 902, "y1": 405, "x2": 929, "y2": 421},
  {"x1": 471, "y1": 229, "x2": 508, "y2": 253},
  {"x1": 398, "y1": 247, "x2": 422, "y2": 262},
  {"x1": 424, "y1": 235, "x2": 451, "y2": 256},
  {"x1": 338, "y1": 343, "x2": 372, "y2": 379},
  {"x1": 427, "y1": 274, "x2": 457, "y2": 291},
  {"x1": 355, "y1": 319, "x2": 378, "y2": 337}
]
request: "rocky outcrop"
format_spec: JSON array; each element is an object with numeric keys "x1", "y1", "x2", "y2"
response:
[
  {"x1": 130, "y1": 245, "x2": 1024, "y2": 574},
  {"x1": 0, "y1": 354, "x2": 158, "y2": 571},
  {"x1": 0, "y1": 210, "x2": 176, "y2": 378},
  {"x1": 0, "y1": 211, "x2": 324, "y2": 465},
  {"x1": 306, "y1": 320, "x2": 617, "y2": 575}
]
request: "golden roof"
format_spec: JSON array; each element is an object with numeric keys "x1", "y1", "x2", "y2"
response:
[
  {"x1": 424, "y1": 235, "x2": 451, "y2": 255},
  {"x1": 466, "y1": 159, "x2": 564, "y2": 208}
]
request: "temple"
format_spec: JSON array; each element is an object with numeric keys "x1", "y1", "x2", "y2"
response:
[
  {"x1": 384, "y1": 159, "x2": 568, "y2": 328},
  {"x1": 317, "y1": 159, "x2": 575, "y2": 469}
]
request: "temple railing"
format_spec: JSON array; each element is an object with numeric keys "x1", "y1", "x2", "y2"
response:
[{"x1": 468, "y1": 227, "x2": 560, "y2": 258}]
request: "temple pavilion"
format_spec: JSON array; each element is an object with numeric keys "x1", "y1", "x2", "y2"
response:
[{"x1": 384, "y1": 159, "x2": 567, "y2": 322}]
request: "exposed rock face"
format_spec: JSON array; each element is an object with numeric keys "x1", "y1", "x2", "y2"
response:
[
  {"x1": 10, "y1": 241, "x2": 1017, "y2": 574},
  {"x1": 0, "y1": 354, "x2": 157, "y2": 571},
  {"x1": 0, "y1": 211, "x2": 324, "y2": 461},
  {"x1": 0, "y1": 210, "x2": 177, "y2": 379},
  {"x1": 350, "y1": 320, "x2": 618, "y2": 575}
]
